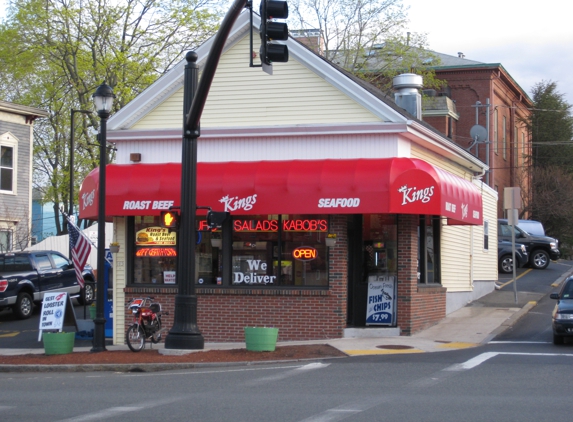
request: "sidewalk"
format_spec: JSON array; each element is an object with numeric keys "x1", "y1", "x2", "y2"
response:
[{"x1": 1, "y1": 267, "x2": 571, "y2": 367}]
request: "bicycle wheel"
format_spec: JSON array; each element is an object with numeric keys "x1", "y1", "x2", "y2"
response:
[{"x1": 126, "y1": 325, "x2": 145, "y2": 352}]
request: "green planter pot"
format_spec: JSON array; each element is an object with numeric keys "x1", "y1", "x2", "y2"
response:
[
  {"x1": 244, "y1": 327, "x2": 279, "y2": 352},
  {"x1": 43, "y1": 332, "x2": 75, "y2": 355}
]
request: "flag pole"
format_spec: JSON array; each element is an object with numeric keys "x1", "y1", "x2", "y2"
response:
[{"x1": 61, "y1": 209, "x2": 112, "y2": 265}]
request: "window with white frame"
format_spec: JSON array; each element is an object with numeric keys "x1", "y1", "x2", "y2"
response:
[
  {"x1": 0, "y1": 133, "x2": 17, "y2": 193},
  {"x1": 502, "y1": 116, "x2": 507, "y2": 160},
  {"x1": 522, "y1": 132, "x2": 526, "y2": 164},
  {"x1": 0, "y1": 230, "x2": 12, "y2": 252},
  {"x1": 494, "y1": 109, "x2": 498, "y2": 154},
  {"x1": 483, "y1": 220, "x2": 489, "y2": 251}
]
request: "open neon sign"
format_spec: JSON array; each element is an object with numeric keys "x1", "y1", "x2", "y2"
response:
[{"x1": 292, "y1": 246, "x2": 317, "y2": 261}]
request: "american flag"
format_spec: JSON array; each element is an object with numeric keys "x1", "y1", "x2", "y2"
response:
[{"x1": 69, "y1": 223, "x2": 90, "y2": 288}]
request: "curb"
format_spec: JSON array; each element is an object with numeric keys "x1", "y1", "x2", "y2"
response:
[
  {"x1": 0, "y1": 356, "x2": 345, "y2": 373},
  {"x1": 483, "y1": 301, "x2": 538, "y2": 343}
]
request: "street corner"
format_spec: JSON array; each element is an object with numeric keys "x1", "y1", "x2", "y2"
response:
[
  {"x1": 433, "y1": 341, "x2": 480, "y2": 350},
  {"x1": 343, "y1": 345, "x2": 425, "y2": 356}
]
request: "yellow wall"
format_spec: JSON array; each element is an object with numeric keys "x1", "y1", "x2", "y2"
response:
[{"x1": 132, "y1": 37, "x2": 384, "y2": 130}]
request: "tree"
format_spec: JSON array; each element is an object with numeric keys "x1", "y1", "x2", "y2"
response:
[
  {"x1": 289, "y1": 0, "x2": 442, "y2": 94},
  {"x1": 527, "y1": 166, "x2": 573, "y2": 256},
  {"x1": 0, "y1": 0, "x2": 222, "y2": 235},
  {"x1": 528, "y1": 81, "x2": 573, "y2": 171}
]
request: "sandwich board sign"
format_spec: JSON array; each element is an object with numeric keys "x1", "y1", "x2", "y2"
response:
[{"x1": 38, "y1": 292, "x2": 78, "y2": 341}]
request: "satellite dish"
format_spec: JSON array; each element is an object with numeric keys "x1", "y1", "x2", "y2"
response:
[
  {"x1": 467, "y1": 125, "x2": 487, "y2": 151},
  {"x1": 470, "y1": 125, "x2": 487, "y2": 143}
]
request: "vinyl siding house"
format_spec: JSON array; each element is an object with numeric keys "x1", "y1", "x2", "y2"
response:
[
  {"x1": 78, "y1": 11, "x2": 498, "y2": 344},
  {"x1": 0, "y1": 101, "x2": 48, "y2": 251}
]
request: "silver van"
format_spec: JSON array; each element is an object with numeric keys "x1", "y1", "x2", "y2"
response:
[{"x1": 517, "y1": 220, "x2": 545, "y2": 236}]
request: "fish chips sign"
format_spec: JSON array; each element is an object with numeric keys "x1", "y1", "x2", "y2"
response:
[{"x1": 366, "y1": 278, "x2": 395, "y2": 326}]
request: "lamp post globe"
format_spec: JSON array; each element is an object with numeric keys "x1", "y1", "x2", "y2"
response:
[
  {"x1": 91, "y1": 82, "x2": 115, "y2": 352},
  {"x1": 92, "y1": 83, "x2": 115, "y2": 117}
]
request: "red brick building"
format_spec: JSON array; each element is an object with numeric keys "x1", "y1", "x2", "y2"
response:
[{"x1": 423, "y1": 52, "x2": 533, "y2": 217}]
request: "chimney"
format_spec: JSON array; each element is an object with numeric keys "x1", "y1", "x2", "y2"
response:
[
  {"x1": 393, "y1": 73, "x2": 423, "y2": 119},
  {"x1": 458, "y1": 52, "x2": 465, "y2": 58}
]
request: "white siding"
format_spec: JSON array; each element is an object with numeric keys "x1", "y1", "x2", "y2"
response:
[
  {"x1": 441, "y1": 182, "x2": 498, "y2": 292},
  {"x1": 115, "y1": 132, "x2": 405, "y2": 164},
  {"x1": 132, "y1": 37, "x2": 383, "y2": 130},
  {"x1": 411, "y1": 144, "x2": 470, "y2": 179},
  {"x1": 112, "y1": 217, "x2": 127, "y2": 345}
]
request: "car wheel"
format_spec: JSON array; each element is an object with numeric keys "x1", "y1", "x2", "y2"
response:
[
  {"x1": 13, "y1": 292, "x2": 34, "y2": 319},
  {"x1": 77, "y1": 281, "x2": 95, "y2": 305},
  {"x1": 553, "y1": 333, "x2": 564, "y2": 345},
  {"x1": 530, "y1": 250, "x2": 550, "y2": 270},
  {"x1": 499, "y1": 255, "x2": 514, "y2": 274}
]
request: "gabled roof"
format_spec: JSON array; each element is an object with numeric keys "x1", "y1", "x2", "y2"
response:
[
  {"x1": 107, "y1": 9, "x2": 486, "y2": 172},
  {"x1": 108, "y1": 10, "x2": 412, "y2": 131},
  {"x1": 0, "y1": 100, "x2": 49, "y2": 121}
]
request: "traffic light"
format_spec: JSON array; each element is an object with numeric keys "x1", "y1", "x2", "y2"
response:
[
  {"x1": 160, "y1": 210, "x2": 179, "y2": 229},
  {"x1": 207, "y1": 211, "x2": 230, "y2": 230},
  {"x1": 259, "y1": 0, "x2": 289, "y2": 66}
]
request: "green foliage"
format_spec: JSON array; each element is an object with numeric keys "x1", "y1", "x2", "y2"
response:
[
  {"x1": 0, "y1": 0, "x2": 222, "y2": 235},
  {"x1": 524, "y1": 81, "x2": 573, "y2": 255},
  {"x1": 289, "y1": 0, "x2": 443, "y2": 96},
  {"x1": 528, "y1": 80, "x2": 573, "y2": 171}
]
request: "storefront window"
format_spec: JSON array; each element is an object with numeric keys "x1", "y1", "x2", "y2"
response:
[
  {"x1": 230, "y1": 215, "x2": 328, "y2": 287},
  {"x1": 130, "y1": 215, "x2": 330, "y2": 288},
  {"x1": 418, "y1": 216, "x2": 441, "y2": 284},
  {"x1": 132, "y1": 216, "x2": 177, "y2": 284},
  {"x1": 362, "y1": 215, "x2": 398, "y2": 282}
]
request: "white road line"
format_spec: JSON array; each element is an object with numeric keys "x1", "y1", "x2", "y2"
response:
[
  {"x1": 245, "y1": 362, "x2": 330, "y2": 386},
  {"x1": 120, "y1": 363, "x2": 305, "y2": 377},
  {"x1": 445, "y1": 351, "x2": 573, "y2": 372},
  {"x1": 298, "y1": 397, "x2": 387, "y2": 422},
  {"x1": 57, "y1": 396, "x2": 184, "y2": 422}
]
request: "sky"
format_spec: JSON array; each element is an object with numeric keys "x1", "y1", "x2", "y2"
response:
[
  {"x1": 1, "y1": 0, "x2": 571, "y2": 106},
  {"x1": 403, "y1": 0, "x2": 573, "y2": 105}
]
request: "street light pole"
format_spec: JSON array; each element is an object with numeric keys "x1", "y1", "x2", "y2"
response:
[
  {"x1": 164, "y1": 0, "x2": 247, "y2": 350},
  {"x1": 164, "y1": 51, "x2": 205, "y2": 349},
  {"x1": 91, "y1": 83, "x2": 115, "y2": 353}
]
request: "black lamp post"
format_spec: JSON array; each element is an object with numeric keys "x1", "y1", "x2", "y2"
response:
[
  {"x1": 164, "y1": 0, "x2": 247, "y2": 350},
  {"x1": 91, "y1": 83, "x2": 115, "y2": 353}
]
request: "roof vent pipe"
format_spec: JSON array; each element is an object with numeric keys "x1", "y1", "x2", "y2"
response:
[{"x1": 393, "y1": 73, "x2": 423, "y2": 119}]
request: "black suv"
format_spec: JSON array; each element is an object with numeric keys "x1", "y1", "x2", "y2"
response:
[
  {"x1": 498, "y1": 219, "x2": 560, "y2": 270},
  {"x1": 0, "y1": 250, "x2": 95, "y2": 319},
  {"x1": 498, "y1": 240, "x2": 528, "y2": 274}
]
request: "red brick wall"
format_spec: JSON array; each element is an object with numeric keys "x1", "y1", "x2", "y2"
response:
[
  {"x1": 123, "y1": 214, "x2": 445, "y2": 342},
  {"x1": 396, "y1": 214, "x2": 446, "y2": 335},
  {"x1": 124, "y1": 215, "x2": 348, "y2": 342}
]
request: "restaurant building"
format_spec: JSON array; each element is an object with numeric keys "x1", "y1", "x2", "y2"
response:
[{"x1": 79, "y1": 12, "x2": 498, "y2": 343}]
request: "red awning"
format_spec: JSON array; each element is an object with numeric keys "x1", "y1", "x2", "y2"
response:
[{"x1": 79, "y1": 158, "x2": 482, "y2": 225}]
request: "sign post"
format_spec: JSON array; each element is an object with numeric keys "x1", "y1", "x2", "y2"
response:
[
  {"x1": 38, "y1": 292, "x2": 77, "y2": 341},
  {"x1": 504, "y1": 187, "x2": 521, "y2": 304}
]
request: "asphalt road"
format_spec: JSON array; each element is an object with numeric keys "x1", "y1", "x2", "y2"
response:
[
  {"x1": 0, "y1": 301, "x2": 97, "y2": 348},
  {"x1": 2, "y1": 261, "x2": 573, "y2": 421}
]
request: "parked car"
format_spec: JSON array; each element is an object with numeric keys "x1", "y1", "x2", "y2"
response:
[
  {"x1": 550, "y1": 276, "x2": 573, "y2": 344},
  {"x1": 515, "y1": 219, "x2": 546, "y2": 237},
  {"x1": 498, "y1": 240, "x2": 528, "y2": 274},
  {"x1": 0, "y1": 250, "x2": 95, "y2": 319},
  {"x1": 498, "y1": 219, "x2": 560, "y2": 270}
]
